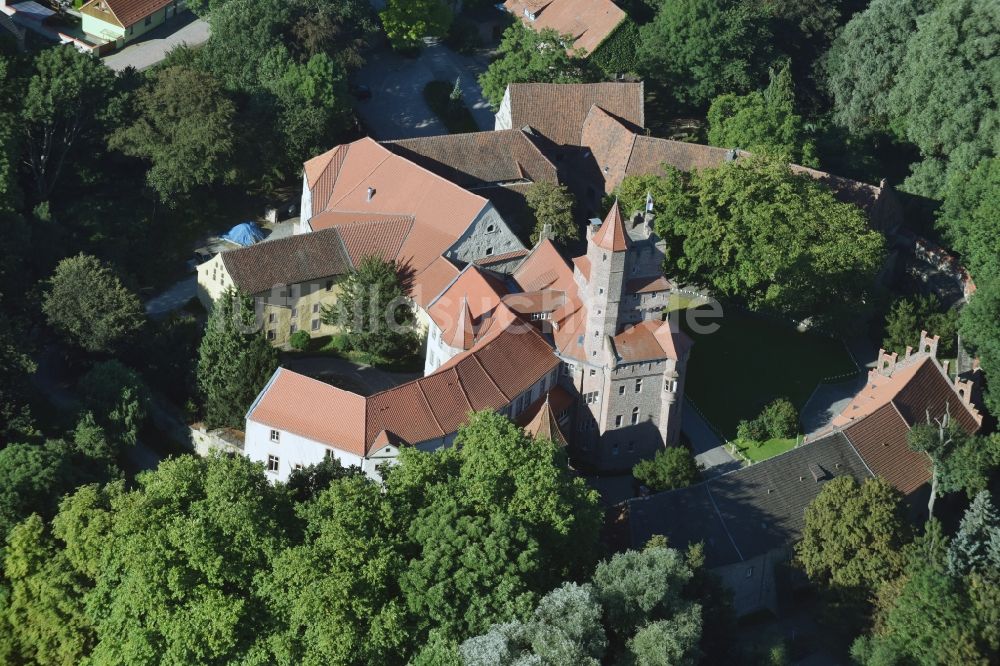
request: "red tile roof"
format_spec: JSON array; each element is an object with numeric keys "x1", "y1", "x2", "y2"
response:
[
  {"x1": 83, "y1": 0, "x2": 172, "y2": 28},
  {"x1": 253, "y1": 320, "x2": 559, "y2": 455},
  {"x1": 474, "y1": 249, "x2": 531, "y2": 267},
  {"x1": 581, "y1": 106, "x2": 638, "y2": 193},
  {"x1": 843, "y1": 403, "x2": 931, "y2": 495},
  {"x1": 249, "y1": 369, "x2": 367, "y2": 457},
  {"x1": 428, "y1": 265, "x2": 509, "y2": 347},
  {"x1": 335, "y1": 216, "x2": 413, "y2": 267},
  {"x1": 591, "y1": 200, "x2": 630, "y2": 252},
  {"x1": 220, "y1": 228, "x2": 351, "y2": 296},
  {"x1": 385, "y1": 130, "x2": 558, "y2": 188},
  {"x1": 507, "y1": 82, "x2": 644, "y2": 147},
  {"x1": 626, "y1": 275, "x2": 672, "y2": 294},
  {"x1": 412, "y1": 256, "x2": 462, "y2": 309},
  {"x1": 611, "y1": 320, "x2": 692, "y2": 363},
  {"x1": 518, "y1": 388, "x2": 573, "y2": 446},
  {"x1": 304, "y1": 137, "x2": 492, "y2": 280},
  {"x1": 503, "y1": 0, "x2": 627, "y2": 55}
]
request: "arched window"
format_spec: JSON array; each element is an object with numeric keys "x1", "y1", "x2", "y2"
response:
[{"x1": 631, "y1": 407, "x2": 639, "y2": 425}]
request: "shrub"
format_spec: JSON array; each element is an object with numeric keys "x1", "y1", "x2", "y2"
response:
[
  {"x1": 736, "y1": 417, "x2": 767, "y2": 443},
  {"x1": 633, "y1": 446, "x2": 702, "y2": 492},
  {"x1": 289, "y1": 330, "x2": 310, "y2": 350},
  {"x1": 759, "y1": 398, "x2": 798, "y2": 439}
]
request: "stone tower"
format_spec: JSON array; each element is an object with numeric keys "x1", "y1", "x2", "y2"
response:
[{"x1": 583, "y1": 202, "x2": 630, "y2": 362}]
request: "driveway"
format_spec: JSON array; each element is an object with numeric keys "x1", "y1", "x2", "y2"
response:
[
  {"x1": 103, "y1": 11, "x2": 210, "y2": 72},
  {"x1": 354, "y1": 42, "x2": 494, "y2": 139},
  {"x1": 145, "y1": 275, "x2": 196, "y2": 319},
  {"x1": 683, "y1": 398, "x2": 740, "y2": 477}
]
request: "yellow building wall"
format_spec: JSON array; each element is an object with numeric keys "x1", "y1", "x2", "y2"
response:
[{"x1": 258, "y1": 279, "x2": 345, "y2": 348}]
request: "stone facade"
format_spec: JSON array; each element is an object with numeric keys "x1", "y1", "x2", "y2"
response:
[
  {"x1": 562, "y1": 211, "x2": 686, "y2": 471},
  {"x1": 445, "y1": 203, "x2": 524, "y2": 265}
]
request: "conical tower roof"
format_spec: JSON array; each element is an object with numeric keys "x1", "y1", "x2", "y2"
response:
[
  {"x1": 524, "y1": 393, "x2": 568, "y2": 447},
  {"x1": 592, "y1": 200, "x2": 631, "y2": 252},
  {"x1": 445, "y1": 296, "x2": 475, "y2": 350}
]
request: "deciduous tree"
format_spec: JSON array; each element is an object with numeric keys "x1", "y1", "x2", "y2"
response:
[
  {"x1": 526, "y1": 181, "x2": 578, "y2": 245},
  {"x1": 959, "y1": 279, "x2": 1000, "y2": 417},
  {"x1": 632, "y1": 447, "x2": 702, "y2": 492},
  {"x1": 637, "y1": 0, "x2": 773, "y2": 109},
  {"x1": 109, "y1": 66, "x2": 237, "y2": 201},
  {"x1": 937, "y1": 157, "x2": 1000, "y2": 281},
  {"x1": 882, "y1": 294, "x2": 958, "y2": 359},
  {"x1": 797, "y1": 476, "x2": 911, "y2": 592},
  {"x1": 479, "y1": 24, "x2": 591, "y2": 110},
  {"x1": 380, "y1": 0, "x2": 452, "y2": 51},
  {"x1": 707, "y1": 64, "x2": 817, "y2": 166},
  {"x1": 42, "y1": 254, "x2": 144, "y2": 353}
]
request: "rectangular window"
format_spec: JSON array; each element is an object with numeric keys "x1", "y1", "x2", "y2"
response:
[
  {"x1": 266, "y1": 455, "x2": 279, "y2": 473},
  {"x1": 628, "y1": 441, "x2": 635, "y2": 453},
  {"x1": 631, "y1": 409, "x2": 640, "y2": 425},
  {"x1": 291, "y1": 307, "x2": 298, "y2": 318},
  {"x1": 267, "y1": 329, "x2": 275, "y2": 341},
  {"x1": 326, "y1": 280, "x2": 334, "y2": 291},
  {"x1": 290, "y1": 323, "x2": 297, "y2": 334},
  {"x1": 293, "y1": 463, "x2": 303, "y2": 472},
  {"x1": 269, "y1": 429, "x2": 280, "y2": 443},
  {"x1": 615, "y1": 415, "x2": 623, "y2": 427},
  {"x1": 589, "y1": 369, "x2": 596, "y2": 377},
  {"x1": 635, "y1": 378, "x2": 643, "y2": 393},
  {"x1": 311, "y1": 319, "x2": 320, "y2": 331},
  {"x1": 268, "y1": 312, "x2": 276, "y2": 324},
  {"x1": 618, "y1": 385, "x2": 625, "y2": 395},
  {"x1": 312, "y1": 303, "x2": 320, "y2": 314},
  {"x1": 665, "y1": 379, "x2": 678, "y2": 392},
  {"x1": 583, "y1": 391, "x2": 600, "y2": 405}
]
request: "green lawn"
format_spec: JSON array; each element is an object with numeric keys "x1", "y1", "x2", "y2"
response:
[
  {"x1": 681, "y1": 311, "x2": 858, "y2": 439},
  {"x1": 734, "y1": 437, "x2": 798, "y2": 463},
  {"x1": 423, "y1": 81, "x2": 479, "y2": 134}
]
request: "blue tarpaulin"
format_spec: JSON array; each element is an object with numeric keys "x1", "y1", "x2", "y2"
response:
[{"x1": 222, "y1": 221, "x2": 265, "y2": 246}]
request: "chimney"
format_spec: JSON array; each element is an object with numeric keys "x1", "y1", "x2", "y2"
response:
[{"x1": 366, "y1": 186, "x2": 375, "y2": 202}]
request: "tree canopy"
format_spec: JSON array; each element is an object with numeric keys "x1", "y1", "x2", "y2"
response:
[
  {"x1": 479, "y1": 24, "x2": 591, "y2": 110},
  {"x1": 109, "y1": 66, "x2": 237, "y2": 202},
  {"x1": 796, "y1": 476, "x2": 912, "y2": 592},
  {"x1": 937, "y1": 157, "x2": 1000, "y2": 281},
  {"x1": 637, "y1": 0, "x2": 773, "y2": 109},
  {"x1": 379, "y1": 0, "x2": 452, "y2": 51},
  {"x1": 321, "y1": 256, "x2": 415, "y2": 363},
  {"x1": 42, "y1": 254, "x2": 144, "y2": 354},
  {"x1": 526, "y1": 181, "x2": 578, "y2": 245},
  {"x1": 882, "y1": 294, "x2": 958, "y2": 359},
  {"x1": 196, "y1": 289, "x2": 278, "y2": 428},
  {"x1": 959, "y1": 279, "x2": 1000, "y2": 417},
  {"x1": 632, "y1": 446, "x2": 702, "y2": 492},
  {"x1": 707, "y1": 64, "x2": 818, "y2": 166},
  {"x1": 639, "y1": 154, "x2": 884, "y2": 321}
]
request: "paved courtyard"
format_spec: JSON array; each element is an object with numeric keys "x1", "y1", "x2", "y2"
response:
[
  {"x1": 683, "y1": 399, "x2": 740, "y2": 477},
  {"x1": 354, "y1": 43, "x2": 494, "y2": 139},
  {"x1": 103, "y1": 11, "x2": 210, "y2": 72}
]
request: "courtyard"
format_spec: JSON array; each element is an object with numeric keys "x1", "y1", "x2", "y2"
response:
[{"x1": 681, "y1": 310, "x2": 859, "y2": 440}]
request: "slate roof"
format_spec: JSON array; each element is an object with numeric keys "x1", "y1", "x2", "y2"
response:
[
  {"x1": 629, "y1": 432, "x2": 874, "y2": 567},
  {"x1": 507, "y1": 82, "x2": 644, "y2": 147},
  {"x1": 384, "y1": 130, "x2": 558, "y2": 188},
  {"x1": 220, "y1": 228, "x2": 351, "y2": 296},
  {"x1": 503, "y1": 0, "x2": 627, "y2": 55}
]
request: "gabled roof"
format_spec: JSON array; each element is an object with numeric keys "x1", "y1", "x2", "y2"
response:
[
  {"x1": 218, "y1": 218, "x2": 412, "y2": 296},
  {"x1": 250, "y1": 321, "x2": 560, "y2": 455},
  {"x1": 581, "y1": 106, "x2": 638, "y2": 193},
  {"x1": 832, "y1": 356, "x2": 982, "y2": 433},
  {"x1": 412, "y1": 256, "x2": 462, "y2": 309},
  {"x1": 591, "y1": 200, "x2": 630, "y2": 251},
  {"x1": 507, "y1": 82, "x2": 644, "y2": 147},
  {"x1": 220, "y1": 228, "x2": 351, "y2": 296},
  {"x1": 427, "y1": 264, "x2": 509, "y2": 348},
  {"x1": 611, "y1": 320, "x2": 692, "y2": 363},
  {"x1": 518, "y1": 388, "x2": 572, "y2": 446},
  {"x1": 303, "y1": 137, "x2": 494, "y2": 279},
  {"x1": 384, "y1": 130, "x2": 558, "y2": 188},
  {"x1": 249, "y1": 368, "x2": 368, "y2": 457},
  {"x1": 843, "y1": 403, "x2": 930, "y2": 495},
  {"x1": 503, "y1": 0, "x2": 627, "y2": 55},
  {"x1": 629, "y1": 432, "x2": 874, "y2": 567},
  {"x1": 81, "y1": 0, "x2": 172, "y2": 28}
]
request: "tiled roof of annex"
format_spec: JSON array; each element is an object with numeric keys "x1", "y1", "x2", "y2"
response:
[{"x1": 249, "y1": 320, "x2": 560, "y2": 455}]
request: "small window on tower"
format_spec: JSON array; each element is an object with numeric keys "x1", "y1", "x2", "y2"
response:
[
  {"x1": 615, "y1": 415, "x2": 623, "y2": 427},
  {"x1": 618, "y1": 385, "x2": 625, "y2": 395},
  {"x1": 485, "y1": 247, "x2": 494, "y2": 256},
  {"x1": 631, "y1": 407, "x2": 639, "y2": 425}
]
